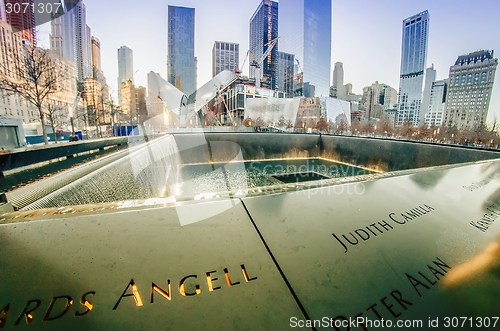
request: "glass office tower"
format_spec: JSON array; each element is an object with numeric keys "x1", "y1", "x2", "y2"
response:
[
  {"x1": 278, "y1": 0, "x2": 332, "y2": 97},
  {"x1": 167, "y1": 5, "x2": 196, "y2": 96},
  {"x1": 249, "y1": 0, "x2": 278, "y2": 90},
  {"x1": 50, "y1": 0, "x2": 93, "y2": 82},
  {"x1": 396, "y1": 10, "x2": 430, "y2": 126},
  {"x1": 117, "y1": 45, "x2": 134, "y2": 106}
]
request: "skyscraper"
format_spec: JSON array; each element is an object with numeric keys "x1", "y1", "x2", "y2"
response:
[
  {"x1": 117, "y1": 46, "x2": 134, "y2": 106},
  {"x1": 249, "y1": 0, "x2": 278, "y2": 90},
  {"x1": 167, "y1": 5, "x2": 196, "y2": 95},
  {"x1": 50, "y1": 0, "x2": 92, "y2": 82},
  {"x1": 0, "y1": 0, "x2": 5, "y2": 21},
  {"x1": 91, "y1": 37, "x2": 101, "y2": 71},
  {"x1": 277, "y1": 51, "x2": 294, "y2": 96},
  {"x1": 212, "y1": 41, "x2": 239, "y2": 77},
  {"x1": 4, "y1": 0, "x2": 36, "y2": 46},
  {"x1": 424, "y1": 79, "x2": 447, "y2": 128},
  {"x1": 91, "y1": 37, "x2": 108, "y2": 99},
  {"x1": 331, "y1": 62, "x2": 345, "y2": 98},
  {"x1": 444, "y1": 50, "x2": 498, "y2": 130},
  {"x1": 362, "y1": 82, "x2": 398, "y2": 119},
  {"x1": 396, "y1": 10, "x2": 430, "y2": 126},
  {"x1": 279, "y1": 0, "x2": 332, "y2": 97},
  {"x1": 419, "y1": 64, "x2": 437, "y2": 123}
]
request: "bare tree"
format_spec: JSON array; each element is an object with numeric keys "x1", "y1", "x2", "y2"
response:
[
  {"x1": 44, "y1": 100, "x2": 67, "y2": 143},
  {"x1": 359, "y1": 121, "x2": 375, "y2": 135},
  {"x1": 376, "y1": 117, "x2": 394, "y2": 136},
  {"x1": 277, "y1": 115, "x2": 286, "y2": 128},
  {"x1": 295, "y1": 119, "x2": 304, "y2": 132},
  {"x1": 253, "y1": 117, "x2": 265, "y2": 132},
  {"x1": 336, "y1": 115, "x2": 349, "y2": 134},
  {"x1": 305, "y1": 118, "x2": 317, "y2": 129},
  {"x1": 398, "y1": 120, "x2": 415, "y2": 138},
  {"x1": 350, "y1": 117, "x2": 361, "y2": 134},
  {"x1": 316, "y1": 117, "x2": 328, "y2": 132},
  {"x1": 415, "y1": 123, "x2": 431, "y2": 140},
  {"x1": 204, "y1": 110, "x2": 219, "y2": 126},
  {"x1": 243, "y1": 117, "x2": 253, "y2": 127},
  {"x1": 0, "y1": 46, "x2": 63, "y2": 144}
]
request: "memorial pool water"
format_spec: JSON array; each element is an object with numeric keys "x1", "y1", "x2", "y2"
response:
[{"x1": 179, "y1": 158, "x2": 373, "y2": 195}]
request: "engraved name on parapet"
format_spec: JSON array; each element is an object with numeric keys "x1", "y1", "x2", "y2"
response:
[{"x1": 332, "y1": 205, "x2": 435, "y2": 253}]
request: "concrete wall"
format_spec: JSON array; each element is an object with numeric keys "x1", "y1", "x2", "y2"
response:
[
  {"x1": 0, "y1": 135, "x2": 152, "y2": 173},
  {"x1": 173, "y1": 132, "x2": 321, "y2": 165},
  {"x1": 319, "y1": 135, "x2": 500, "y2": 171},
  {"x1": 0, "y1": 117, "x2": 25, "y2": 149},
  {"x1": 172, "y1": 132, "x2": 500, "y2": 171}
]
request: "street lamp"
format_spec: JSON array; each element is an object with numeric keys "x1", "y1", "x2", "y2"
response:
[{"x1": 68, "y1": 105, "x2": 75, "y2": 135}]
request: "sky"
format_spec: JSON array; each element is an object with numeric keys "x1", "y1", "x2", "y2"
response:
[{"x1": 38, "y1": 0, "x2": 500, "y2": 124}]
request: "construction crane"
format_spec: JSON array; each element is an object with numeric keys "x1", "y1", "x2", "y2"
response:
[
  {"x1": 250, "y1": 36, "x2": 279, "y2": 88},
  {"x1": 294, "y1": 58, "x2": 304, "y2": 96},
  {"x1": 295, "y1": 58, "x2": 303, "y2": 74},
  {"x1": 235, "y1": 50, "x2": 251, "y2": 76}
]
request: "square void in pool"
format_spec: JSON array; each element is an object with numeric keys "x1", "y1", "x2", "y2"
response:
[
  {"x1": 271, "y1": 172, "x2": 331, "y2": 183},
  {"x1": 178, "y1": 158, "x2": 372, "y2": 196}
]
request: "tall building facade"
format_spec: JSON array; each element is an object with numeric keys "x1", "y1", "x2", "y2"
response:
[
  {"x1": 91, "y1": 37, "x2": 101, "y2": 71},
  {"x1": 0, "y1": 0, "x2": 5, "y2": 21},
  {"x1": 4, "y1": 0, "x2": 36, "y2": 46},
  {"x1": 396, "y1": 10, "x2": 429, "y2": 126},
  {"x1": 91, "y1": 37, "x2": 108, "y2": 99},
  {"x1": 120, "y1": 79, "x2": 136, "y2": 123},
  {"x1": 277, "y1": 51, "x2": 294, "y2": 96},
  {"x1": 362, "y1": 82, "x2": 398, "y2": 119},
  {"x1": 0, "y1": 19, "x2": 37, "y2": 123},
  {"x1": 212, "y1": 41, "x2": 239, "y2": 77},
  {"x1": 331, "y1": 62, "x2": 345, "y2": 98},
  {"x1": 419, "y1": 64, "x2": 436, "y2": 123},
  {"x1": 50, "y1": 0, "x2": 92, "y2": 82},
  {"x1": 279, "y1": 0, "x2": 332, "y2": 97},
  {"x1": 249, "y1": 0, "x2": 278, "y2": 90},
  {"x1": 167, "y1": 5, "x2": 196, "y2": 95},
  {"x1": 424, "y1": 79, "x2": 447, "y2": 127},
  {"x1": 117, "y1": 46, "x2": 134, "y2": 106},
  {"x1": 444, "y1": 50, "x2": 498, "y2": 129}
]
